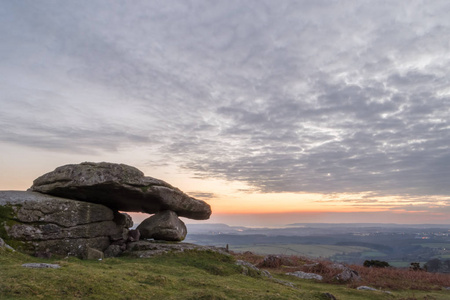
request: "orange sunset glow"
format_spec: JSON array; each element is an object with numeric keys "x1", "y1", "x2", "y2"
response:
[{"x1": 1, "y1": 1, "x2": 450, "y2": 227}]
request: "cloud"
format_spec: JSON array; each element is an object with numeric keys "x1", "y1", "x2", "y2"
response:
[
  {"x1": 1, "y1": 0, "x2": 450, "y2": 199},
  {"x1": 186, "y1": 192, "x2": 217, "y2": 201}
]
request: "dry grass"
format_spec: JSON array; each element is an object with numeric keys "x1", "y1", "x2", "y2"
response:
[
  {"x1": 349, "y1": 264, "x2": 450, "y2": 291},
  {"x1": 232, "y1": 251, "x2": 450, "y2": 291}
]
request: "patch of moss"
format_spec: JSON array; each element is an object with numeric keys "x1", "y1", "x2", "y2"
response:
[
  {"x1": 0, "y1": 204, "x2": 32, "y2": 252},
  {"x1": 0, "y1": 204, "x2": 16, "y2": 220},
  {"x1": 0, "y1": 205, "x2": 17, "y2": 239},
  {"x1": 2, "y1": 239, "x2": 31, "y2": 252},
  {"x1": 140, "y1": 186, "x2": 150, "y2": 193}
]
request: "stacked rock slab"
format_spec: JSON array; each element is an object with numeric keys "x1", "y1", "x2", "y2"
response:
[
  {"x1": 0, "y1": 162, "x2": 212, "y2": 257},
  {"x1": 30, "y1": 162, "x2": 211, "y2": 220},
  {"x1": 29, "y1": 162, "x2": 211, "y2": 242},
  {"x1": 0, "y1": 191, "x2": 130, "y2": 258}
]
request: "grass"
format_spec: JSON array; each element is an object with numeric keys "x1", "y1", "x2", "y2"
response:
[
  {"x1": 1, "y1": 247, "x2": 450, "y2": 299},
  {"x1": 389, "y1": 261, "x2": 419, "y2": 268},
  {"x1": 359, "y1": 250, "x2": 387, "y2": 258}
]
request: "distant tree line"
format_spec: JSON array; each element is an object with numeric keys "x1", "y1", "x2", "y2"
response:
[{"x1": 425, "y1": 258, "x2": 450, "y2": 273}]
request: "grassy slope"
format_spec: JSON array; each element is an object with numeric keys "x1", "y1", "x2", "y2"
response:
[
  {"x1": 230, "y1": 244, "x2": 370, "y2": 258},
  {"x1": 1, "y1": 248, "x2": 449, "y2": 300}
]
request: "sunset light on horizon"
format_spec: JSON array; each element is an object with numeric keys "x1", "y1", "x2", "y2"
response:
[{"x1": 1, "y1": 1, "x2": 450, "y2": 226}]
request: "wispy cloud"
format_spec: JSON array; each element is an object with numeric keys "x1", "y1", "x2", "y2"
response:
[{"x1": 1, "y1": 0, "x2": 450, "y2": 200}]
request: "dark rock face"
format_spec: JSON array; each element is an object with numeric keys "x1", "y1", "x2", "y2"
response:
[
  {"x1": 30, "y1": 162, "x2": 211, "y2": 220},
  {"x1": 137, "y1": 211, "x2": 187, "y2": 241},
  {"x1": 0, "y1": 191, "x2": 129, "y2": 257}
]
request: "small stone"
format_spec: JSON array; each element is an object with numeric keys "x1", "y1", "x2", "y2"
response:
[
  {"x1": 85, "y1": 247, "x2": 104, "y2": 260},
  {"x1": 332, "y1": 264, "x2": 361, "y2": 282},
  {"x1": 357, "y1": 286, "x2": 378, "y2": 291},
  {"x1": 286, "y1": 271, "x2": 323, "y2": 281},
  {"x1": 22, "y1": 263, "x2": 61, "y2": 269},
  {"x1": 322, "y1": 293, "x2": 337, "y2": 300}
]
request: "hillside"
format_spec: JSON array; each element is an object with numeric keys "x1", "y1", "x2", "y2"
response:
[{"x1": 1, "y1": 246, "x2": 449, "y2": 299}]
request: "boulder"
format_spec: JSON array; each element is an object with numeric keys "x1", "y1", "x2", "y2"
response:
[
  {"x1": 286, "y1": 271, "x2": 323, "y2": 281},
  {"x1": 137, "y1": 210, "x2": 187, "y2": 241},
  {"x1": 22, "y1": 263, "x2": 61, "y2": 269},
  {"x1": 124, "y1": 240, "x2": 228, "y2": 258},
  {"x1": 331, "y1": 263, "x2": 361, "y2": 282},
  {"x1": 30, "y1": 162, "x2": 211, "y2": 220},
  {"x1": 257, "y1": 255, "x2": 293, "y2": 268},
  {"x1": 0, "y1": 191, "x2": 129, "y2": 257},
  {"x1": 85, "y1": 246, "x2": 104, "y2": 260}
]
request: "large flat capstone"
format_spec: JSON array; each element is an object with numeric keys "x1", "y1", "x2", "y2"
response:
[{"x1": 29, "y1": 162, "x2": 211, "y2": 220}]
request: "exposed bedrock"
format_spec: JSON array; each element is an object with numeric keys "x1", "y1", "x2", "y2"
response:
[
  {"x1": 30, "y1": 162, "x2": 211, "y2": 220},
  {"x1": 0, "y1": 191, "x2": 130, "y2": 258}
]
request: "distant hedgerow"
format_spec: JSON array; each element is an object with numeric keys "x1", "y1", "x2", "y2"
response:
[{"x1": 363, "y1": 260, "x2": 390, "y2": 268}]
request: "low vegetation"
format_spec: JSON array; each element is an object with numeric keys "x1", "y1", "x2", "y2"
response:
[{"x1": 1, "y1": 247, "x2": 450, "y2": 299}]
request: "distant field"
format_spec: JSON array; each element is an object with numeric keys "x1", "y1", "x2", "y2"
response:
[
  {"x1": 388, "y1": 261, "x2": 423, "y2": 268},
  {"x1": 359, "y1": 250, "x2": 387, "y2": 258},
  {"x1": 415, "y1": 243, "x2": 450, "y2": 248},
  {"x1": 230, "y1": 244, "x2": 370, "y2": 258}
]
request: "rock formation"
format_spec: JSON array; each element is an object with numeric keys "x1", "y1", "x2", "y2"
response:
[
  {"x1": 30, "y1": 162, "x2": 211, "y2": 220},
  {"x1": 0, "y1": 162, "x2": 212, "y2": 258},
  {"x1": 137, "y1": 210, "x2": 187, "y2": 241},
  {"x1": 0, "y1": 191, "x2": 129, "y2": 258}
]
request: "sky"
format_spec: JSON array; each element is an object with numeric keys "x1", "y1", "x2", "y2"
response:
[{"x1": 1, "y1": 0, "x2": 449, "y2": 226}]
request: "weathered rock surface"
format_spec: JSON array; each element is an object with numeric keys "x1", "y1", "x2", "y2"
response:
[
  {"x1": 236, "y1": 260, "x2": 272, "y2": 278},
  {"x1": 124, "y1": 240, "x2": 228, "y2": 258},
  {"x1": 286, "y1": 271, "x2": 323, "y2": 281},
  {"x1": 356, "y1": 286, "x2": 392, "y2": 294},
  {"x1": 22, "y1": 263, "x2": 61, "y2": 269},
  {"x1": 331, "y1": 263, "x2": 361, "y2": 282},
  {"x1": 235, "y1": 260, "x2": 296, "y2": 287},
  {"x1": 137, "y1": 210, "x2": 187, "y2": 241},
  {"x1": 30, "y1": 162, "x2": 211, "y2": 220},
  {"x1": 0, "y1": 191, "x2": 129, "y2": 257},
  {"x1": 257, "y1": 255, "x2": 293, "y2": 268}
]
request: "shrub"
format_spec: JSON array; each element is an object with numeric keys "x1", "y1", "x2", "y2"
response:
[
  {"x1": 363, "y1": 260, "x2": 390, "y2": 268},
  {"x1": 410, "y1": 262, "x2": 426, "y2": 272}
]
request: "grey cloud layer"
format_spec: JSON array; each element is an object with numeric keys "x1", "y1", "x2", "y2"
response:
[{"x1": 1, "y1": 0, "x2": 450, "y2": 197}]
